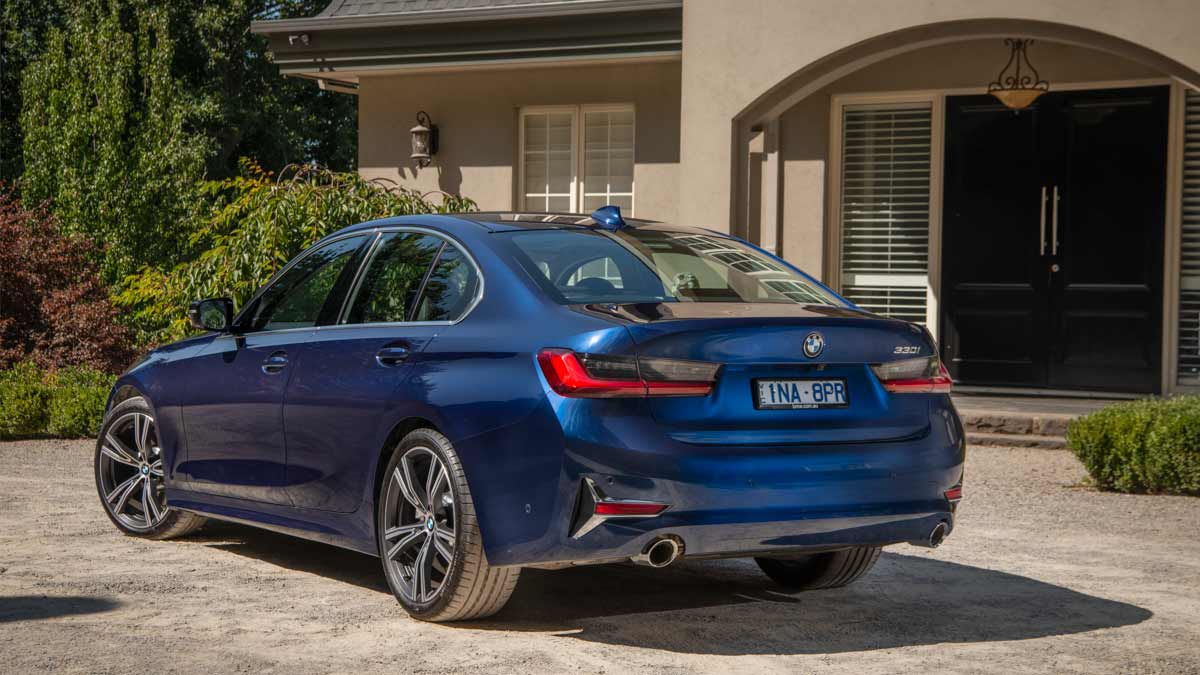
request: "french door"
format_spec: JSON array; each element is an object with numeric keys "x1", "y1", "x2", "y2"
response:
[{"x1": 940, "y1": 86, "x2": 1169, "y2": 393}]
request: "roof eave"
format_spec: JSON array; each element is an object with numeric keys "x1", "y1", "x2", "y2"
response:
[{"x1": 250, "y1": 0, "x2": 682, "y2": 35}]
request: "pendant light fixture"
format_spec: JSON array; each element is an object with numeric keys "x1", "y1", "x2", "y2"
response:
[{"x1": 987, "y1": 39, "x2": 1050, "y2": 110}]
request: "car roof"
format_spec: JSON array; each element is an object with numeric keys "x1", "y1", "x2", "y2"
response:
[{"x1": 323, "y1": 212, "x2": 729, "y2": 240}]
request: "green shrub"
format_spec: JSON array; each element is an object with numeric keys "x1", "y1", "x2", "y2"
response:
[
  {"x1": 1067, "y1": 396, "x2": 1200, "y2": 496},
  {"x1": 115, "y1": 160, "x2": 476, "y2": 346},
  {"x1": 0, "y1": 363, "x2": 114, "y2": 439},
  {"x1": 47, "y1": 366, "x2": 115, "y2": 438},
  {"x1": 0, "y1": 361, "x2": 51, "y2": 437}
]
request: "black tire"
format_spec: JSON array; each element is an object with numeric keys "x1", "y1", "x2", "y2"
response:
[
  {"x1": 755, "y1": 546, "x2": 882, "y2": 590},
  {"x1": 377, "y1": 428, "x2": 519, "y2": 622},
  {"x1": 94, "y1": 396, "x2": 207, "y2": 540}
]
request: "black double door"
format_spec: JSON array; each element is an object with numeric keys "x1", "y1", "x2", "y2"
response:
[{"x1": 940, "y1": 86, "x2": 1168, "y2": 393}]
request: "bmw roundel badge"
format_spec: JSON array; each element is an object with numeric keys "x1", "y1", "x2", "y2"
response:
[{"x1": 803, "y1": 332, "x2": 824, "y2": 358}]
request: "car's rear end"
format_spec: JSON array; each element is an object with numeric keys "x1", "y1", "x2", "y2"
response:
[{"x1": 499, "y1": 220, "x2": 964, "y2": 568}]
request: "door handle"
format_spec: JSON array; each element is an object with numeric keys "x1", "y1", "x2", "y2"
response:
[
  {"x1": 1039, "y1": 186, "x2": 1048, "y2": 256},
  {"x1": 1051, "y1": 185, "x2": 1060, "y2": 255},
  {"x1": 262, "y1": 351, "x2": 288, "y2": 374},
  {"x1": 376, "y1": 346, "x2": 411, "y2": 367}
]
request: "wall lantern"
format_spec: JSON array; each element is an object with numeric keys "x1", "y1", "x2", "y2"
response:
[
  {"x1": 410, "y1": 111, "x2": 439, "y2": 168},
  {"x1": 987, "y1": 39, "x2": 1050, "y2": 110}
]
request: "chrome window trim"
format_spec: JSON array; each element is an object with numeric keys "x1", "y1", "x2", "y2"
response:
[
  {"x1": 227, "y1": 225, "x2": 486, "y2": 339},
  {"x1": 228, "y1": 230, "x2": 374, "y2": 338},
  {"x1": 336, "y1": 231, "x2": 384, "y2": 324},
  {"x1": 331, "y1": 225, "x2": 486, "y2": 329}
]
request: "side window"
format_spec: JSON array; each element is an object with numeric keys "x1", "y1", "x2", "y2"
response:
[
  {"x1": 566, "y1": 257, "x2": 624, "y2": 290},
  {"x1": 344, "y1": 232, "x2": 443, "y2": 324},
  {"x1": 414, "y1": 244, "x2": 481, "y2": 322},
  {"x1": 247, "y1": 235, "x2": 366, "y2": 332}
]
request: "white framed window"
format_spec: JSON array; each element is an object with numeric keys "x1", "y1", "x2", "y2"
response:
[{"x1": 519, "y1": 104, "x2": 635, "y2": 215}]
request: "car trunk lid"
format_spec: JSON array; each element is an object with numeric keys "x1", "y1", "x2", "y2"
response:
[{"x1": 581, "y1": 302, "x2": 936, "y2": 445}]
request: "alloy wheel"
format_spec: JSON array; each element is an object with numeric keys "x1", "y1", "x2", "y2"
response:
[
  {"x1": 98, "y1": 412, "x2": 168, "y2": 530},
  {"x1": 382, "y1": 446, "x2": 457, "y2": 604}
]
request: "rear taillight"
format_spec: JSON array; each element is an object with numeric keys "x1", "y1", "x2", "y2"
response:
[
  {"x1": 537, "y1": 348, "x2": 719, "y2": 398},
  {"x1": 871, "y1": 355, "x2": 952, "y2": 394}
]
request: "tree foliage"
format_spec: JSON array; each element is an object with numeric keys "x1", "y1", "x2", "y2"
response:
[
  {"x1": 7, "y1": 0, "x2": 355, "y2": 183},
  {"x1": 0, "y1": 187, "x2": 136, "y2": 373},
  {"x1": 170, "y1": 0, "x2": 357, "y2": 178},
  {"x1": 13, "y1": 0, "x2": 358, "y2": 281},
  {"x1": 19, "y1": 0, "x2": 207, "y2": 281},
  {"x1": 0, "y1": 0, "x2": 67, "y2": 183},
  {"x1": 115, "y1": 162, "x2": 476, "y2": 345}
]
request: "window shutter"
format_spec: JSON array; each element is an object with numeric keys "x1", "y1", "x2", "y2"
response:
[
  {"x1": 1177, "y1": 90, "x2": 1200, "y2": 384},
  {"x1": 838, "y1": 104, "x2": 932, "y2": 323}
]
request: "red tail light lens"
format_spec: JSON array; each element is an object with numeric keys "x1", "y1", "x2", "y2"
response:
[
  {"x1": 537, "y1": 348, "x2": 718, "y2": 398},
  {"x1": 871, "y1": 355, "x2": 952, "y2": 394}
]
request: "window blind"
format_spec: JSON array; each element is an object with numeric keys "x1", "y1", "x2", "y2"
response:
[
  {"x1": 1177, "y1": 90, "x2": 1200, "y2": 384},
  {"x1": 838, "y1": 104, "x2": 932, "y2": 323}
]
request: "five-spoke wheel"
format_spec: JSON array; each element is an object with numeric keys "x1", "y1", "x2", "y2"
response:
[
  {"x1": 381, "y1": 446, "x2": 457, "y2": 604},
  {"x1": 377, "y1": 428, "x2": 520, "y2": 621},
  {"x1": 94, "y1": 396, "x2": 206, "y2": 539},
  {"x1": 98, "y1": 410, "x2": 168, "y2": 530}
]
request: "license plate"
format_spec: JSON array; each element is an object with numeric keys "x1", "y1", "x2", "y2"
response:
[{"x1": 755, "y1": 379, "x2": 848, "y2": 409}]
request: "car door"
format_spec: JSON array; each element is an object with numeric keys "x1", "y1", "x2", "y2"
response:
[
  {"x1": 177, "y1": 233, "x2": 370, "y2": 504},
  {"x1": 282, "y1": 230, "x2": 482, "y2": 512}
]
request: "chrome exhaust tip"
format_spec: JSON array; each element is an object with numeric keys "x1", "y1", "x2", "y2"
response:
[
  {"x1": 632, "y1": 537, "x2": 682, "y2": 568},
  {"x1": 910, "y1": 521, "x2": 950, "y2": 548},
  {"x1": 928, "y1": 521, "x2": 948, "y2": 548}
]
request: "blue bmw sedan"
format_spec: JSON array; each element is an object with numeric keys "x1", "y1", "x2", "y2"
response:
[{"x1": 95, "y1": 207, "x2": 964, "y2": 622}]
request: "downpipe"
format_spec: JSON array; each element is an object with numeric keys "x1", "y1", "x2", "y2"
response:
[
  {"x1": 909, "y1": 521, "x2": 950, "y2": 549},
  {"x1": 631, "y1": 536, "x2": 683, "y2": 568}
]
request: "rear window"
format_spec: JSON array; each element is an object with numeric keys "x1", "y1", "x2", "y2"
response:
[{"x1": 506, "y1": 228, "x2": 841, "y2": 306}]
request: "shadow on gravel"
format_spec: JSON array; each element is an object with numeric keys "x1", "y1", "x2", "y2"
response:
[
  {"x1": 469, "y1": 552, "x2": 1153, "y2": 655},
  {"x1": 0, "y1": 596, "x2": 121, "y2": 623},
  {"x1": 189, "y1": 520, "x2": 388, "y2": 592},
  {"x1": 186, "y1": 522, "x2": 1153, "y2": 656}
]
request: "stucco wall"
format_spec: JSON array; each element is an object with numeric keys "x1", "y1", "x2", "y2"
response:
[
  {"x1": 681, "y1": 0, "x2": 1200, "y2": 231},
  {"x1": 358, "y1": 60, "x2": 681, "y2": 221},
  {"x1": 775, "y1": 38, "x2": 1162, "y2": 279}
]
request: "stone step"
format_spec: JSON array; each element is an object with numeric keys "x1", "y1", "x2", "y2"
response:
[
  {"x1": 958, "y1": 410, "x2": 1075, "y2": 437},
  {"x1": 966, "y1": 431, "x2": 1068, "y2": 450}
]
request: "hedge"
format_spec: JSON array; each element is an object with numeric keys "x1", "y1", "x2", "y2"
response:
[
  {"x1": 0, "y1": 362, "x2": 115, "y2": 439},
  {"x1": 1066, "y1": 396, "x2": 1200, "y2": 496}
]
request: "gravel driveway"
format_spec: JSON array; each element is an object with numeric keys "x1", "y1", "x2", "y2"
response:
[{"x1": 1, "y1": 439, "x2": 1198, "y2": 674}]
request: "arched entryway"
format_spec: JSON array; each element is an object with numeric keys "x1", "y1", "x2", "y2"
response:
[{"x1": 729, "y1": 20, "x2": 1200, "y2": 395}]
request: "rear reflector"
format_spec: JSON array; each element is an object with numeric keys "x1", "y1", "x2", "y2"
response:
[
  {"x1": 871, "y1": 355, "x2": 953, "y2": 394},
  {"x1": 538, "y1": 348, "x2": 718, "y2": 398},
  {"x1": 944, "y1": 485, "x2": 963, "y2": 502},
  {"x1": 571, "y1": 477, "x2": 670, "y2": 538},
  {"x1": 594, "y1": 502, "x2": 669, "y2": 516}
]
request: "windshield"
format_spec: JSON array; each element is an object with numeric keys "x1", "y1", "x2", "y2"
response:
[{"x1": 506, "y1": 228, "x2": 843, "y2": 306}]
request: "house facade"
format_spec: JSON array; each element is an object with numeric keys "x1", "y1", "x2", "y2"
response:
[{"x1": 253, "y1": 0, "x2": 1200, "y2": 396}]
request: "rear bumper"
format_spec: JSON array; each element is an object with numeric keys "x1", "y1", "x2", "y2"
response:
[
  {"x1": 486, "y1": 396, "x2": 966, "y2": 568},
  {"x1": 538, "y1": 505, "x2": 955, "y2": 569}
]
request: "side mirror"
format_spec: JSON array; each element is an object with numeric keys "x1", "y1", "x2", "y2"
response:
[{"x1": 188, "y1": 297, "x2": 234, "y2": 332}]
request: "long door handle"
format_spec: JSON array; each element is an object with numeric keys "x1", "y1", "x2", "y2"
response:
[
  {"x1": 262, "y1": 351, "x2": 288, "y2": 374},
  {"x1": 376, "y1": 345, "x2": 411, "y2": 367},
  {"x1": 1051, "y1": 185, "x2": 1060, "y2": 255},
  {"x1": 1039, "y1": 186, "x2": 1048, "y2": 256}
]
